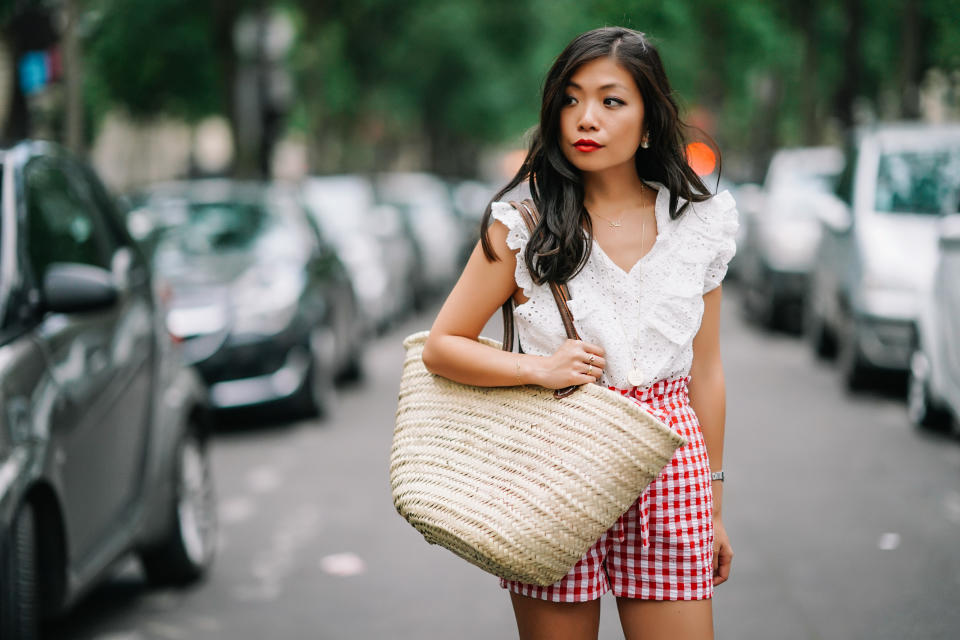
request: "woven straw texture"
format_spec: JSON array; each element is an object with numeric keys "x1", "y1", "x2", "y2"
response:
[{"x1": 391, "y1": 331, "x2": 688, "y2": 586}]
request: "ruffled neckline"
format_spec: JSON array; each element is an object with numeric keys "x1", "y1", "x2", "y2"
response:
[{"x1": 587, "y1": 180, "x2": 670, "y2": 277}]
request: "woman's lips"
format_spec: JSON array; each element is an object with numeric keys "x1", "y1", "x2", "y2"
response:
[{"x1": 574, "y1": 140, "x2": 603, "y2": 152}]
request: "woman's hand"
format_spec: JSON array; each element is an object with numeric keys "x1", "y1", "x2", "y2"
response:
[
  {"x1": 712, "y1": 516, "x2": 733, "y2": 586},
  {"x1": 534, "y1": 339, "x2": 606, "y2": 389}
]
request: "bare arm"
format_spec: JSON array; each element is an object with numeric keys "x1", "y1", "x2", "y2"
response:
[
  {"x1": 421, "y1": 218, "x2": 606, "y2": 389},
  {"x1": 688, "y1": 285, "x2": 726, "y2": 508},
  {"x1": 688, "y1": 284, "x2": 733, "y2": 584}
]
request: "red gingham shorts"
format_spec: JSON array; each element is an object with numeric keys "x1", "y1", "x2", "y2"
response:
[{"x1": 499, "y1": 375, "x2": 715, "y2": 602}]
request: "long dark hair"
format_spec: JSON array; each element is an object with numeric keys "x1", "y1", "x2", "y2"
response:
[{"x1": 480, "y1": 26, "x2": 717, "y2": 285}]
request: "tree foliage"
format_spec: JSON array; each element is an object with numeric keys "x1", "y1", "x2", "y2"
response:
[
  {"x1": 84, "y1": 0, "x2": 221, "y2": 122},
  {"x1": 55, "y1": 0, "x2": 960, "y2": 177}
]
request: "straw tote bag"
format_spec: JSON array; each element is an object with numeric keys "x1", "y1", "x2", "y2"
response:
[{"x1": 390, "y1": 199, "x2": 687, "y2": 586}]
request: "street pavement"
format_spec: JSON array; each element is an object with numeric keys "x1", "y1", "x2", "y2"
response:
[{"x1": 51, "y1": 286, "x2": 960, "y2": 640}]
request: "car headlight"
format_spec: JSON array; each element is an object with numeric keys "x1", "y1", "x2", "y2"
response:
[
  {"x1": 761, "y1": 220, "x2": 820, "y2": 272},
  {"x1": 232, "y1": 264, "x2": 306, "y2": 335},
  {"x1": 167, "y1": 304, "x2": 229, "y2": 339},
  {"x1": 859, "y1": 271, "x2": 918, "y2": 320}
]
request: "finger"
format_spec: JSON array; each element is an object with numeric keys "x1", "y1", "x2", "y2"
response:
[
  {"x1": 581, "y1": 342, "x2": 606, "y2": 358},
  {"x1": 582, "y1": 354, "x2": 607, "y2": 371},
  {"x1": 576, "y1": 364, "x2": 599, "y2": 382},
  {"x1": 716, "y1": 546, "x2": 733, "y2": 583},
  {"x1": 717, "y1": 557, "x2": 731, "y2": 583}
]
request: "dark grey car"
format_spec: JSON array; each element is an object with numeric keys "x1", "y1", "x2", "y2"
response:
[
  {"x1": 130, "y1": 181, "x2": 364, "y2": 416},
  {"x1": 0, "y1": 142, "x2": 216, "y2": 639}
]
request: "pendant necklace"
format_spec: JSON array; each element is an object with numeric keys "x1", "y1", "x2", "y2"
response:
[
  {"x1": 588, "y1": 183, "x2": 645, "y2": 231},
  {"x1": 606, "y1": 218, "x2": 646, "y2": 387}
]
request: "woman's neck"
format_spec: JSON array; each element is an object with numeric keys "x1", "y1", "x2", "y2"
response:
[{"x1": 581, "y1": 162, "x2": 648, "y2": 211}]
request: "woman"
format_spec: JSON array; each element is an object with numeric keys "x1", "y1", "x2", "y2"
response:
[{"x1": 421, "y1": 26, "x2": 735, "y2": 639}]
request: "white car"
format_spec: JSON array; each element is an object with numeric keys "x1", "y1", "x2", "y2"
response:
[
  {"x1": 909, "y1": 214, "x2": 960, "y2": 431},
  {"x1": 738, "y1": 147, "x2": 843, "y2": 330},
  {"x1": 806, "y1": 122, "x2": 960, "y2": 390}
]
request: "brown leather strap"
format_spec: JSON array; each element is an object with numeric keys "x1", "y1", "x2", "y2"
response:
[{"x1": 506, "y1": 199, "x2": 581, "y2": 399}]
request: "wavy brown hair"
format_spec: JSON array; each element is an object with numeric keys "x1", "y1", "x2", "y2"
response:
[{"x1": 480, "y1": 26, "x2": 718, "y2": 285}]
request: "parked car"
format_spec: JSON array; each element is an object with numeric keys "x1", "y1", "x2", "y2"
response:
[
  {"x1": 446, "y1": 178, "x2": 498, "y2": 266},
  {"x1": 0, "y1": 141, "x2": 216, "y2": 639},
  {"x1": 908, "y1": 213, "x2": 960, "y2": 431},
  {"x1": 130, "y1": 181, "x2": 363, "y2": 416},
  {"x1": 805, "y1": 122, "x2": 960, "y2": 389},
  {"x1": 738, "y1": 147, "x2": 844, "y2": 329},
  {"x1": 374, "y1": 172, "x2": 467, "y2": 297},
  {"x1": 301, "y1": 175, "x2": 417, "y2": 332}
]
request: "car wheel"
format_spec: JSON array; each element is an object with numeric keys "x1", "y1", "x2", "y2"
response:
[
  {"x1": 838, "y1": 313, "x2": 872, "y2": 391},
  {"x1": 293, "y1": 331, "x2": 336, "y2": 419},
  {"x1": 907, "y1": 351, "x2": 952, "y2": 431},
  {"x1": 804, "y1": 297, "x2": 836, "y2": 359},
  {"x1": 337, "y1": 342, "x2": 365, "y2": 385},
  {"x1": 749, "y1": 271, "x2": 781, "y2": 330},
  {"x1": 140, "y1": 431, "x2": 217, "y2": 586},
  {"x1": 0, "y1": 503, "x2": 39, "y2": 640}
]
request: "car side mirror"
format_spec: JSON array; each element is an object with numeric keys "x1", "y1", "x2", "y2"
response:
[
  {"x1": 938, "y1": 214, "x2": 960, "y2": 248},
  {"x1": 813, "y1": 193, "x2": 852, "y2": 233},
  {"x1": 734, "y1": 183, "x2": 764, "y2": 221},
  {"x1": 43, "y1": 263, "x2": 119, "y2": 313}
]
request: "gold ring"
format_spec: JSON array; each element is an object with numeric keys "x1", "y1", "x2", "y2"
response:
[
  {"x1": 588, "y1": 355, "x2": 595, "y2": 365},
  {"x1": 587, "y1": 364, "x2": 593, "y2": 376}
]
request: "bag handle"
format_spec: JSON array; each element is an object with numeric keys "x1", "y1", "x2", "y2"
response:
[{"x1": 500, "y1": 198, "x2": 581, "y2": 399}]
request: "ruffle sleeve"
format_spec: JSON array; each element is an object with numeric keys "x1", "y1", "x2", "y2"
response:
[
  {"x1": 489, "y1": 201, "x2": 536, "y2": 299},
  {"x1": 701, "y1": 191, "x2": 740, "y2": 294}
]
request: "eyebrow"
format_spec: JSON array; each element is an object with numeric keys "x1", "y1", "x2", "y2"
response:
[{"x1": 566, "y1": 81, "x2": 629, "y2": 91}]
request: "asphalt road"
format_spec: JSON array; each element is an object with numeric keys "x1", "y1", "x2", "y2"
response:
[{"x1": 51, "y1": 286, "x2": 960, "y2": 640}]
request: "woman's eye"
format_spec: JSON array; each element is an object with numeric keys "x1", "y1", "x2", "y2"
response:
[
  {"x1": 562, "y1": 95, "x2": 577, "y2": 106},
  {"x1": 604, "y1": 97, "x2": 625, "y2": 107}
]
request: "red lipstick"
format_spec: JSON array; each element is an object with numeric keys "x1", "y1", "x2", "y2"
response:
[{"x1": 574, "y1": 138, "x2": 603, "y2": 152}]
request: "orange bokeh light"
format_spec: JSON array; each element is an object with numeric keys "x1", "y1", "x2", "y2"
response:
[{"x1": 686, "y1": 142, "x2": 717, "y2": 176}]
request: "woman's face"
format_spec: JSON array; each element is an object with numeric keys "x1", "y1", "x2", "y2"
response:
[{"x1": 559, "y1": 56, "x2": 645, "y2": 174}]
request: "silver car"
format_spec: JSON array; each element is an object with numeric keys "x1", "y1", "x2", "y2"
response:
[
  {"x1": 738, "y1": 147, "x2": 844, "y2": 330},
  {"x1": 374, "y1": 172, "x2": 468, "y2": 296},
  {"x1": 301, "y1": 175, "x2": 416, "y2": 333},
  {"x1": 806, "y1": 122, "x2": 960, "y2": 389},
  {"x1": 0, "y1": 142, "x2": 216, "y2": 638},
  {"x1": 909, "y1": 214, "x2": 960, "y2": 431}
]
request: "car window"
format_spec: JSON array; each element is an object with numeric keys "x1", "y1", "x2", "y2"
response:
[
  {"x1": 73, "y1": 159, "x2": 130, "y2": 250},
  {"x1": 156, "y1": 201, "x2": 267, "y2": 255},
  {"x1": 24, "y1": 157, "x2": 111, "y2": 280},
  {"x1": 875, "y1": 149, "x2": 960, "y2": 215},
  {"x1": 834, "y1": 145, "x2": 857, "y2": 206},
  {"x1": 0, "y1": 160, "x2": 4, "y2": 272}
]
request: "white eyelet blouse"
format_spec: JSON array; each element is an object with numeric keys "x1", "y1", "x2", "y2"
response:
[{"x1": 489, "y1": 181, "x2": 739, "y2": 390}]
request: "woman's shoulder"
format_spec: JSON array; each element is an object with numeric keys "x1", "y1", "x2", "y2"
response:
[
  {"x1": 652, "y1": 184, "x2": 738, "y2": 267},
  {"x1": 674, "y1": 186, "x2": 739, "y2": 239},
  {"x1": 488, "y1": 200, "x2": 535, "y2": 250}
]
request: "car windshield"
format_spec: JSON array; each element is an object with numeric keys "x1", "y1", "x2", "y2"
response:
[
  {"x1": 156, "y1": 201, "x2": 270, "y2": 254},
  {"x1": 875, "y1": 149, "x2": 960, "y2": 215},
  {"x1": 0, "y1": 161, "x2": 3, "y2": 296}
]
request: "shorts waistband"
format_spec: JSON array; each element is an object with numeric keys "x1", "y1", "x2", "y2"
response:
[{"x1": 607, "y1": 374, "x2": 691, "y2": 404}]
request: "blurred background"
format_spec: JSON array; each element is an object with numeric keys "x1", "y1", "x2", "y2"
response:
[{"x1": 0, "y1": 1, "x2": 958, "y2": 639}]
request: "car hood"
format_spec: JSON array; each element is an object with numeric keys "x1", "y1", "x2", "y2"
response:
[
  {"x1": 154, "y1": 250, "x2": 260, "y2": 290},
  {"x1": 859, "y1": 212, "x2": 940, "y2": 291}
]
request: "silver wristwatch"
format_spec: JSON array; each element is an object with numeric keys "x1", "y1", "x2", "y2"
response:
[{"x1": 711, "y1": 470, "x2": 724, "y2": 482}]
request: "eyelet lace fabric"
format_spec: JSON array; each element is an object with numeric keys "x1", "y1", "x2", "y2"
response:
[{"x1": 489, "y1": 181, "x2": 739, "y2": 389}]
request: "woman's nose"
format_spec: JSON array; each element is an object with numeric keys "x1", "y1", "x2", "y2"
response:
[{"x1": 578, "y1": 102, "x2": 600, "y2": 130}]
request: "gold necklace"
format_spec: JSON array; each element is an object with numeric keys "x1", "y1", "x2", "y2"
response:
[{"x1": 587, "y1": 183, "x2": 647, "y2": 231}]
